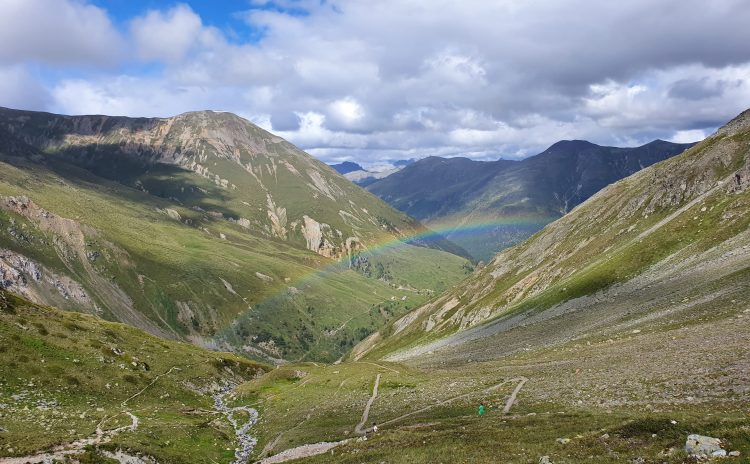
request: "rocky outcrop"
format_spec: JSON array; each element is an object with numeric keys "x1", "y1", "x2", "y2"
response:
[
  {"x1": 301, "y1": 216, "x2": 338, "y2": 258},
  {"x1": 0, "y1": 249, "x2": 93, "y2": 309},
  {"x1": 685, "y1": 434, "x2": 724, "y2": 458},
  {"x1": 266, "y1": 194, "x2": 287, "y2": 239}
]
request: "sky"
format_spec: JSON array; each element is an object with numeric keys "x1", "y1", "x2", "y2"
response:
[{"x1": 2, "y1": 0, "x2": 750, "y2": 165}]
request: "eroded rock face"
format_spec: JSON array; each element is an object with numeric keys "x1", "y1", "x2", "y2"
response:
[{"x1": 0, "y1": 249, "x2": 92, "y2": 308}]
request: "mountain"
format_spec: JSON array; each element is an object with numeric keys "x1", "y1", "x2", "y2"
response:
[
  {"x1": 367, "y1": 140, "x2": 693, "y2": 260},
  {"x1": 330, "y1": 161, "x2": 364, "y2": 174},
  {"x1": 0, "y1": 107, "x2": 470, "y2": 363},
  {"x1": 357, "y1": 109, "x2": 750, "y2": 363}
]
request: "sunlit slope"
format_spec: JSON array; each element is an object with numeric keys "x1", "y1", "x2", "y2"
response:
[{"x1": 360, "y1": 109, "x2": 750, "y2": 361}]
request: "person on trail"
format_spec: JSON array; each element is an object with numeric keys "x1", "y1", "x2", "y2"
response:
[
  {"x1": 372, "y1": 422, "x2": 378, "y2": 433},
  {"x1": 478, "y1": 402, "x2": 486, "y2": 417}
]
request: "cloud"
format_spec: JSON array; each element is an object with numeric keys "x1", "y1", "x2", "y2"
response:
[
  {"x1": 0, "y1": 0, "x2": 123, "y2": 66},
  {"x1": 0, "y1": 66, "x2": 51, "y2": 110},
  {"x1": 130, "y1": 4, "x2": 207, "y2": 63},
  {"x1": 4, "y1": 0, "x2": 750, "y2": 163}
]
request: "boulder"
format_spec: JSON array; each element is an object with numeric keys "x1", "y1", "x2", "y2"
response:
[
  {"x1": 685, "y1": 434, "x2": 723, "y2": 457},
  {"x1": 539, "y1": 457, "x2": 552, "y2": 464}
]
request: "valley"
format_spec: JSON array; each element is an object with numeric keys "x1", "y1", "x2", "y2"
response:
[{"x1": 366, "y1": 140, "x2": 693, "y2": 260}]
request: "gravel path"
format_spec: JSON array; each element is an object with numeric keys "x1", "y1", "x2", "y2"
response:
[{"x1": 254, "y1": 376, "x2": 529, "y2": 464}]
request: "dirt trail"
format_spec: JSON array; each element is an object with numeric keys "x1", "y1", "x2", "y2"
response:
[
  {"x1": 122, "y1": 365, "x2": 184, "y2": 406},
  {"x1": 256, "y1": 440, "x2": 352, "y2": 464},
  {"x1": 355, "y1": 373, "x2": 381, "y2": 435},
  {"x1": 503, "y1": 377, "x2": 527, "y2": 413},
  {"x1": 0, "y1": 411, "x2": 140, "y2": 464}
]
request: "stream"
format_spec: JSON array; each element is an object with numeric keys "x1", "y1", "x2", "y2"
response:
[{"x1": 213, "y1": 386, "x2": 259, "y2": 464}]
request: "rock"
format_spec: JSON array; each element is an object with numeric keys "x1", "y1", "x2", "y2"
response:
[
  {"x1": 556, "y1": 438, "x2": 571, "y2": 445},
  {"x1": 600, "y1": 433, "x2": 610, "y2": 440},
  {"x1": 539, "y1": 456, "x2": 552, "y2": 464},
  {"x1": 729, "y1": 451, "x2": 741, "y2": 457},
  {"x1": 712, "y1": 450, "x2": 727, "y2": 458},
  {"x1": 685, "y1": 434, "x2": 723, "y2": 457}
]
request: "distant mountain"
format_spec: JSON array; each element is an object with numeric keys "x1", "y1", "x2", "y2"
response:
[
  {"x1": 330, "y1": 161, "x2": 364, "y2": 174},
  {"x1": 367, "y1": 139, "x2": 693, "y2": 260},
  {"x1": 0, "y1": 107, "x2": 470, "y2": 363}
]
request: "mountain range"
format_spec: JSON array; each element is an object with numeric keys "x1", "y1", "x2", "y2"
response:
[
  {"x1": 366, "y1": 139, "x2": 693, "y2": 260},
  {"x1": 356, "y1": 109, "x2": 750, "y2": 364}
]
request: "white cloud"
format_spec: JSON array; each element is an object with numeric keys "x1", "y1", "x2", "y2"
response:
[
  {"x1": 328, "y1": 98, "x2": 365, "y2": 128},
  {"x1": 0, "y1": 0, "x2": 122, "y2": 66},
  {"x1": 130, "y1": 4, "x2": 205, "y2": 63},
  {"x1": 670, "y1": 129, "x2": 707, "y2": 143},
  {"x1": 0, "y1": 66, "x2": 51, "y2": 110}
]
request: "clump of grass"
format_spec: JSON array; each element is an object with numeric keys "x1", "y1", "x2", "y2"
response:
[
  {"x1": 33, "y1": 322, "x2": 48, "y2": 336},
  {"x1": 64, "y1": 321, "x2": 87, "y2": 332},
  {"x1": 122, "y1": 374, "x2": 139, "y2": 384},
  {"x1": 63, "y1": 374, "x2": 81, "y2": 386}
]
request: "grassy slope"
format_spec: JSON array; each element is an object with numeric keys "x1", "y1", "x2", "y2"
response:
[
  {"x1": 0, "y1": 155, "x2": 469, "y2": 363},
  {"x1": 237, "y1": 283, "x2": 749, "y2": 463},
  {"x1": 0, "y1": 289, "x2": 269, "y2": 463},
  {"x1": 362, "y1": 111, "x2": 750, "y2": 360},
  {"x1": 3, "y1": 282, "x2": 747, "y2": 463}
]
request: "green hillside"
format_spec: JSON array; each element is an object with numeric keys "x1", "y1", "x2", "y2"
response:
[
  {"x1": 0, "y1": 107, "x2": 470, "y2": 363},
  {"x1": 0, "y1": 289, "x2": 269, "y2": 463}
]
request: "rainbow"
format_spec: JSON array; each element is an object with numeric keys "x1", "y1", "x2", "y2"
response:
[{"x1": 254, "y1": 215, "x2": 557, "y2": 305}]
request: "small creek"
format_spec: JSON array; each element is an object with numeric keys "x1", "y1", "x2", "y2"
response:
[{"x1": 213, "y1": 386, "x2": 259, "y2": 464}]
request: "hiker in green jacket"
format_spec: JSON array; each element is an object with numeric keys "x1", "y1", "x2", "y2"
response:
[{"x1": 478, "y1": 402, "x2": 485, "y2": 417}]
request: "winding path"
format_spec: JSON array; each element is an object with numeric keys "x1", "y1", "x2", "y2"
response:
[{"x1": 378, "y1": 376, "x2": 528, "y2": 429}]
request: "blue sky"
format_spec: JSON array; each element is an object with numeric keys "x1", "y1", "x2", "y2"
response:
[{"x1": 1, "y1": 0, "x2": 749, "y2": 165}]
